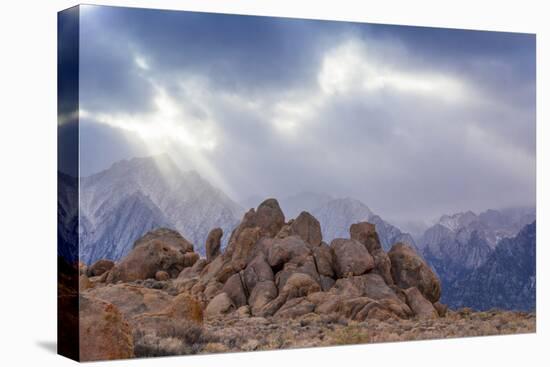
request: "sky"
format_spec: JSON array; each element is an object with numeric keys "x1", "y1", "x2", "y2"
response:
[{"x1": 67, "y1": 4, "x2": 536, "y2": 224}]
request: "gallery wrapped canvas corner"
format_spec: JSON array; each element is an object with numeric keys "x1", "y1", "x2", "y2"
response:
[{"x1": 58, "y1": 4, "x2": 536, "y2": 362}]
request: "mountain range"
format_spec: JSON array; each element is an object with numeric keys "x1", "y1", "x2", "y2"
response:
[
  {"x1": 279, "y1": 193, "x2": 417, "y2": 251},
  {"x1": 59, "y1": 154, "x2": 536, "y2": 312},
  {"x1": 419, "y1": 208, "x2": 535, "y2": 309},
  {"x1": 78, "y1": 155, "x2": 243, "y2": 264},
  {"x1": 444, "y1": 221, "x2": 536, "y2": 311},
  {"x1": 75, "y1": 155, "x2": 418, "y2": 264}
]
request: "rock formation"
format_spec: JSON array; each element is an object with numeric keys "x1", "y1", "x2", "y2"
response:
[{"x1": 78, "y1": 198, "x2": 447, "y2": 361}]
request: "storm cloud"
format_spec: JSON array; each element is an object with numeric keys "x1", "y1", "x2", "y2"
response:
[{"x1": 77, "y1": 5, "x2": 536, "y2": 223}]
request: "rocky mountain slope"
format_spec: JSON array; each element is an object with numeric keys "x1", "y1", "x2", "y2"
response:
[
  {"x1": 58, "y1": 172, "x2": 79, "y2": 263},
  {"x1": 280, "y1": 193, "x2": 417, "y2": 251},
  {"x1": 74, "y1": 198, "x2": 535, "y2": 361},
  {"x1": 78, "y1": 155, "x2": 244, "y2": 264},
  {"x1": 445, "y1": 222, "x2": 536, "y2": 311},
  {"x1": 419, "y1": 208, "x2": 535, "y2": 307},
  {"x1": 311, "y1": 198, "x2": 417, "y2": 251}
]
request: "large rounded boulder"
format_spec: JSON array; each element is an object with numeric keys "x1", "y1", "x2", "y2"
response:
[
  {"x1": 289, "y1": 211, "x2": 322, "y2": 246},
  {"x1": 205, "y1": 227, "x2": 223, "y2": 262},
  {"x1": 388, "y1": 243, "x2": 441, "y2": 303},
  {"x1": 330, "y1": 238, "x2": 375, "y2": 278},
  {"x1": 79, "y1": 295, "x2": 134, "y2": 361},
  {"x1": 107, "y1": 229, "x2": 196, "y2": 283},
  {"x1": 107, "y1": 240, "x2": 186, "y2": 283},
  {"x1": 133, "y1": 228, "x2": 194, "y2": 253}
]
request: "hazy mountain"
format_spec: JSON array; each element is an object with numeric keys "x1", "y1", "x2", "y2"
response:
[
  {"x1": 58, "y1": 172, "x2": 79, "y2": 263},
  {"x1": 445, "y1": 221, "x2": 536, "y2": 311},
  {"x1": 279, "y1": 192, "x2": 334, "y2": 219},
  {"x1": 79, "y1": 155, "x2": 244, "y2": 264},
  {"x1": 79, "y1": 191, "x2": 173, "y2": 263},
  {"x1": 306, "y1": 197, "x2": 417, "y2": 251},
  {"x1": 420, "y1": 207, "x2": 535, "y2": 308}
]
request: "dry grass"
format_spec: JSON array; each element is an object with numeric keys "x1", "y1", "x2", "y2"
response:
[{"x1": 133, "y1": 320, "x2": 216, "y2": 357}]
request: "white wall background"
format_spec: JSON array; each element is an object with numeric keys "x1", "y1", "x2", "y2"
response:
[{"x1": 0, "y1": 0, "x2": 547, "y2": 366}]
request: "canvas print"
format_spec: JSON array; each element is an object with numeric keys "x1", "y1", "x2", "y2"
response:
[{"x1": 58, "y1": 4, "x2": 536, "y2": 362}]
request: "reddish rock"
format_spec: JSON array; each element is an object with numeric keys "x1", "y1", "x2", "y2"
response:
[
  {"x1": 330, "y1": 238, "x2": 375, "y2": 277},
  {"x1": 155, "y1": 270, "x2": 170, "y2": 281},
  {"x1": 133, "y1": 227, "x2": 194, "y2": 253},
  {"x1": 183, "y1": 252, "x2": 200, "y2": 268},
  {"x1": 205, "y1": 292, "x2": 235, "y2": 319},
  {"x1": 86, "y1": 283, "x2": 173, "y2": 320},
  {"x1": 350, "y1": 222, "x2": 382, "y2": 252},
  {"x1": 388, "y1": 243, "x2": 441, "y2": 303},
  {"x1": 290, "y1": 211, "x2": 322, "y2": 246},
  {"x1": 87, "y1": 259, "x2": 115, "y2": 277},
  {"x1": 205, "y1": 228, "x2": 223, "y2": 262},
  {"x1": 226, "y1": 199, "x2": 285, "y2": 256},
  {"x1": 243, "y1": 254, "x2": 274, "y2": 292},
  {"x1": 79, "y1": 295, "x2": 134, "y2": 361},
  {"x1": 267, "y1": 236, "x2": 311, "y2": 269},
  {"x1": 404, "y1": 287, "x2": 439, "y2": 319},
  {"x1": 223, "y1": 273, "x2": 248, "y2": 307},
  {"x1": 249, "y1": 280, "x2": 278, "y2": 316},
  {"x1": 433, "y1": 301, "x2": 448, "y2": 317},
  {"x1": 281, "y1": 273, "x2": 321, "y2": 300}
]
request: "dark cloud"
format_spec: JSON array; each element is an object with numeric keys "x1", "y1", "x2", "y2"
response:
[{"x1": 77, "y1": 5, "x2": 536, "y2": 223}]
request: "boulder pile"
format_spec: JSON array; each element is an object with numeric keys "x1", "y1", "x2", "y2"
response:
[{"x1": 79, "y1": 198, "x2": 444, "y2": 360}]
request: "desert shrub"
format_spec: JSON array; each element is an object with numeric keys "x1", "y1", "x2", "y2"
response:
[
  {"x1": 133, "y1": 320, "x2": 217, "y2": 357},
  {"x1": 332, "y1": 325, "x2": 371, "y2": 346}
]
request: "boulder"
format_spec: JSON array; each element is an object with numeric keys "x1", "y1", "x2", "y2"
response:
[
  {"x1": 236, "y1": 305, "x2": 251, "y2": 318},
  {"x1": 205, "y1": 228, "x2": 223, "y2": 262},
  {"x1": 274, "y1": 255, "x2": 321, "y2": 293},
  {"x1": 183, "y1": 252, "x2": 200, "y2": 268},
  {"x1": 178, "y1": 258, "x2": 207, "y2": 280},
  {"x1": 243, "y1": 254, "x2": 274, "y2": 292},
  {"x1": 275, "y1": 223, "x2": 293, "y2": 239},
  {"x1": 249, "y1": 280, "x2": 278, "y2": 315},
  {"x1": 133, "y1": 227, "x2": 194, "y2": 253},
  {"x1": 86, "y1": 283, "x2": 173, "y2": 320},
  {"x1": 312, "y1": 243, "x2": 334, "y2": 278},
  {"x1": 404, "y1": 287, "x2": 438, "y2": 319},
  {"x1": 223, "y1": 273, "x2": 248, "y2": 308},
  {"x1": 339, "y1": 297, "x2": 376, "y2": 320},
  {"x1": 79, "y1": 274, "x2": 92, "y2": 291},
  {"x1": 281, "y1": 273, "x2": 321, "y2": 300},
  {"x1": 319, "y1": 275, "x2": 335, "y2": 291},
  {"x1": 330, "y1": 274, "x2": 412, "y2": 319},
  {"x1": 205, "y1": 292, "x2": 235, "y2": 319},
  {"x1": 204, "y1": 281, "x2": 224, "y2": 301},
  {"x1": 370, "y1": 248, "x2": 394, "y2": 285},
  {"x1": 198, "y1": 256, "x2": 226, "y2": 284},
  {"x1": 154, "y1": 270, "x2": 170, "y2": 281},
  {"x1": 226, "y1": 199, "x2": 285, "y2": 254},
  {"x1": 274, "y1": 297, "x2": 315, "y2": 319},
  {"x1": 107, "y1": 239, "x2": 187, "y2": 282},
  {"x1": 350, "y1": 222, "x2": 382, "y2": 253},
  {"x1": 79, "y1": 295, "x2": 134, "y2": 361},
  {"x1": 229, "y1": 227, "x2": 261, "y2": 270},
  {"x1": 290, "y1": 211, "x2": 322, "y2": 246},
  {"x1": 87, "y1": 259, "x2": 115, "y2": 277},
  {"x1": 349, "y1": 222, "x2": 393, "y2": 284},
  {"x1": 330, "y1": 238, "x2": 375, "y2": 277},
  {"x1": 332, "y1": 274, "x2": 396, "y2": 301},
  {"x1": 433, "y1": 301, "x2": 448, "y2": 317},
  {"x1": 157, "y1": 292, "x2": 203, "y2": 323},
  {"x1": 253, "y1": 198, "x2": 286, "y2": 238},
  {"x1": 388, "y1": 243, "x2": 441, "y2": 303},
  {"x1": 268, "y1": 236, "x2": 311, "y2": 269},
  {"x1": 257, "y1": 293, "x2": 289, "y2": 317}
]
